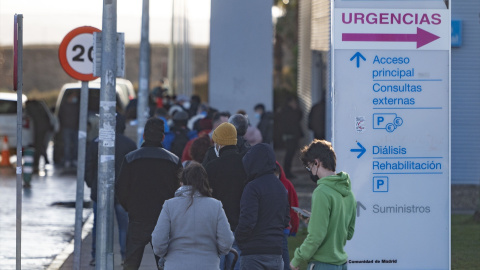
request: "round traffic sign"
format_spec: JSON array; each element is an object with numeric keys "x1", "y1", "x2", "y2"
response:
[{"x1": 59, "y1": 26, "x2": 100, "y2": 81}]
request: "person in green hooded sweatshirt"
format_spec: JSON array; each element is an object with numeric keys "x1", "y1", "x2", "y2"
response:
[{"x1": 290, "y1": 139, "x2": 356, "y2": 270}]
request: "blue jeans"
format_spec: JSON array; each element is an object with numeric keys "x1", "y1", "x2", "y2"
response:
[
  {"x1": 220, "y1": 240, "x2": 240, "y2": 270},
  {"x1": 282, "y1": 234, "x2": 291, "y2": 270},
  {"x1": 62, "y1": 128, "x2": 77, "y2": 165},
  {"x1": 240, "y1": 254, "x2": 283, "y2": 270},
  {"x1": 307, "y1": 261, "x2": 348, "y2": 270},
  {"x1": 92, "y1": 202, "x2": 129, "y2": 260}
]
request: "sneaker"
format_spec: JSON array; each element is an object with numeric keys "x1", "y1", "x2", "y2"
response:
[{"x1": 89, "y1": 259, "x2": 95, "y2": 266}]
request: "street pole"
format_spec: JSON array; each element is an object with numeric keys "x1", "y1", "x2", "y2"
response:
[
  {"x1": 97, "y1": 0, "x2": 117, "y2": 269},
  {"x1": 168, "y1": 1, "x2": 175, "y2": 95},
  {"x1": 15, "y1": 14, "x2": 23, "y2": 270},
  {"x1": 73, "y1": 80, "x2": 89, "y2": 270},
  {"x1": 137, "y1": 0, "x2": 150, "y2": 147}
]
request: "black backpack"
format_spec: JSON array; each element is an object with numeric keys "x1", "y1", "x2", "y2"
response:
[{"x1": 170, "y1": 128, "x2": 190, "y2": 158}]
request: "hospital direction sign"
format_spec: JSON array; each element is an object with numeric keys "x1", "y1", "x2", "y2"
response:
[{"x1": 332, "y1": 5, "x2": 450, "y2": 270}]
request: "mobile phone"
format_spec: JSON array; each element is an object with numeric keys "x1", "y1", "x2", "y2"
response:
[{"x1": 291, "y1": 207, "x2": 311, "y2": 218}]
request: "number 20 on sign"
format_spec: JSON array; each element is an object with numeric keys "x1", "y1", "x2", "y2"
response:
[{"x1": 59, "y1": 26, "x2": 100, "y2": 81}]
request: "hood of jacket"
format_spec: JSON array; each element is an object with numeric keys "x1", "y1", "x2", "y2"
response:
[
  {"x1": 242, "y1": 143, "x2": 276, "y2": 182},
  {"x1": 318, "y1": 172, "x2": 352, "y2": 197},
  {"x1": 174, "y1": 185, "x2": 203, "y2": 198}
]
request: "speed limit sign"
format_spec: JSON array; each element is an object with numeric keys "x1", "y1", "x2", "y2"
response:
[{"x1": 59, "y1": 26, "x2": 100, "y2": 81}]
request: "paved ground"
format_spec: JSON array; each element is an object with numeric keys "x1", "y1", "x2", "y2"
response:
[
  {"x1": 0, "y1": 164, "x2": 91, "y2": 270},
  {"x1": 0, "y1": 147, "x2": 315, "y2": 270}
]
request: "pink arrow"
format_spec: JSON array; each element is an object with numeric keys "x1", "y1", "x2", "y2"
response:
[{"x1": 342, "y1": 27, "x2": 440, "y2": 48}]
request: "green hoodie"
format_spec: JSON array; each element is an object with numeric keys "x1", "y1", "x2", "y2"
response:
[{"x1": 291, "y1": 172, "x2": 356, "y2": 267}]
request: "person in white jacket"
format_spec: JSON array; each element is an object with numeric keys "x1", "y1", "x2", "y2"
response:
[{"x1": 152, "y1": 161, "x2": 234, "y2": 270}]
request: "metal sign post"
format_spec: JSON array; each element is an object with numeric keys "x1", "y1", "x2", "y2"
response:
[
  {"x1": 72, "y1": 80, "x2": 89, "y2": 270},
  {"x1": 97, "y1": 0, "x2": 118, "y2": 268},
  {"x1": 14, "y1": 14, "x2": 23, "y2": 270},
  {"x1": 137, "y1": 0, "x2": 151, "y2": 147},
  {"x1": 59, "y1": 26, "x2": 100, "y2": 270}
]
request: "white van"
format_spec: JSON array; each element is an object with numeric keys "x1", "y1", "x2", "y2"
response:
[
  {"x1": 53, "y1": 79, "x2": 136, "y2": 164},
  {"x1": 0, "y1": 93, "x2": 34, "y2": 151}
]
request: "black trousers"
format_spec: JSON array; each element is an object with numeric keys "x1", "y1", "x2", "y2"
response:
[
  {"x1": 123, "y1": 220, "x2": 160, "y2": 270},
  {"x1": 283, "y1": 137, "x2": 299, "y2": 176}
]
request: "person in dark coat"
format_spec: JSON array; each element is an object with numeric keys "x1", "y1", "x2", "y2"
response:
[
  {"x1": 254, "y1": 103, "x2": 274, "y2": 145},
  {"x1": 278, "y1": 97, "x2": 304, "y2": 178},
  {"x1": 58, "y1": 91, "x2": 80, "y2": 167},
  {"x1": 116, "y1": 117, "x2": 182, "y2": 270},
  {"x1": 85, "y1": 113, "x2": 137, "y2": 266},
  {"x1": 201, "y1": 112, "x2": 230, "y2": 167},
  {"x1": 235, "y1": 143, "x2": 290, "y2": 270},
  {"x1": 25, "y1": 100, "x2": 55, "y2": 170},
  {"x1": 205, "y1": 122, "x2": 248, "y2": 270},
  {"x1": 308, "y1": 99, "x2": 326, "y2": 140}
]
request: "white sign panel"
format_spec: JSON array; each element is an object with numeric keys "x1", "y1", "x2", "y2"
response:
[{"x1": 333, "y1": 5, "x2": 450, "y2": 270}]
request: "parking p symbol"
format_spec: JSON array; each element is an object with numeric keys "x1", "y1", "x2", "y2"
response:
[
  {"x1": 373, "y1": 176, "x2": 389, "y2": 192},
  {"x1": 377, "y1": 116, "x2": 384, "y2": 126},
  {"x1": 377, "y1": 179, "x2": 384, "y2": 189}
]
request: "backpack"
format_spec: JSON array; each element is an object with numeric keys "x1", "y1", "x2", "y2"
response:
[{"x1": 170, "y1": 128, "x2": 190, "y2": 158}]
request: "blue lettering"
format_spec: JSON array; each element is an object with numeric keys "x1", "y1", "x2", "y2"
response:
[
  {"x1": 377, "y1": 116, "x2": 384, "y2": 126},
  {"x1": 377, "y1": 179, "x2": 385, "y2": 189}
]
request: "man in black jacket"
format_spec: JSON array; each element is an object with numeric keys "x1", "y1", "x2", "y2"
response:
[
  {"x1": 236, "y1": 143, "x2": 290, "y2": 270},
  {"x1": 278, "y1": 97, "x2": 304, "y2": 178},
  {"x1": 205, "y1": 122, "x2": 247, "y2": 270},
  {"x1": 116, "y1": 118, "x2": 182, "y2": 270}
]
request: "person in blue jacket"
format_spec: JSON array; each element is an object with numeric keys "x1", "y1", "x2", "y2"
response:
[{"x1": 235, "y1": 143, "x2": 290, "y2": 270}]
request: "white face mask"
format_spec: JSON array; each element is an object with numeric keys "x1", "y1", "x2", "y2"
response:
[{"x1": 214, "y1": 143, "x2": 221, "y2": 157}]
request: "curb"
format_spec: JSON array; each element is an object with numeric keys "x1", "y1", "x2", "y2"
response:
[{"x1": 46, "y1": 213, "x2": 94, "y2": 270}]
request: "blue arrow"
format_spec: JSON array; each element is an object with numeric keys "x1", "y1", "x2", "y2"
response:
[
  {"x1": 350, "y1": 52, "x2": 366, "y2": 68},
  {"x1": 350, "y1": 142, "x2": 366, "y2": 158}
]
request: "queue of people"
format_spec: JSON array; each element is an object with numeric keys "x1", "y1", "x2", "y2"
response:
[{"x1": 81, "y1": 92, "x2": 356, "y2": 270}]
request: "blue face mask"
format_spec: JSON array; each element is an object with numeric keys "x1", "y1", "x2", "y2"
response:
[{"x1": 254, "y1": 113, "x2": 261, "y2": 119}]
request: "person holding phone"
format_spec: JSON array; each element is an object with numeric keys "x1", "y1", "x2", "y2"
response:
[{"x1": 290, "y1": 140, "x2": 357, "y2": 270}]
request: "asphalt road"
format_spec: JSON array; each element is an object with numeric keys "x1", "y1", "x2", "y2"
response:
[{"x1": 0, "y1": 164, "x2": 91, "y2": 270}]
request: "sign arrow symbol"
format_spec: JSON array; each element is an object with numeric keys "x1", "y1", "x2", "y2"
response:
[
  {"x1": 350, "y1": 142, "x2": 366, "y2": 158},
  {"x1": 357, "y1": 201, "x2": 366, "y2": 217},
  {"x1": 342, "y1": 27, "x2": 440, "y2": 48},
  {"x1": 350, "y1": 52, "x2": 366, "y2": 68}
]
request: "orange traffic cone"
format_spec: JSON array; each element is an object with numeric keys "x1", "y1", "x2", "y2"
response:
[{"x1": 1, "y1": 136, "x2": 11, "y2": 167}]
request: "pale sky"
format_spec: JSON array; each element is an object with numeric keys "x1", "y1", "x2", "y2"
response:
[{"x1": 0, "y1": 0, "x2": 211, "y2": 46}]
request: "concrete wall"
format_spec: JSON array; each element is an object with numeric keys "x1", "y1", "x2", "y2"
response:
[{"x1": 209, "y1": 0, "x2": 273, "y2": 122}]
